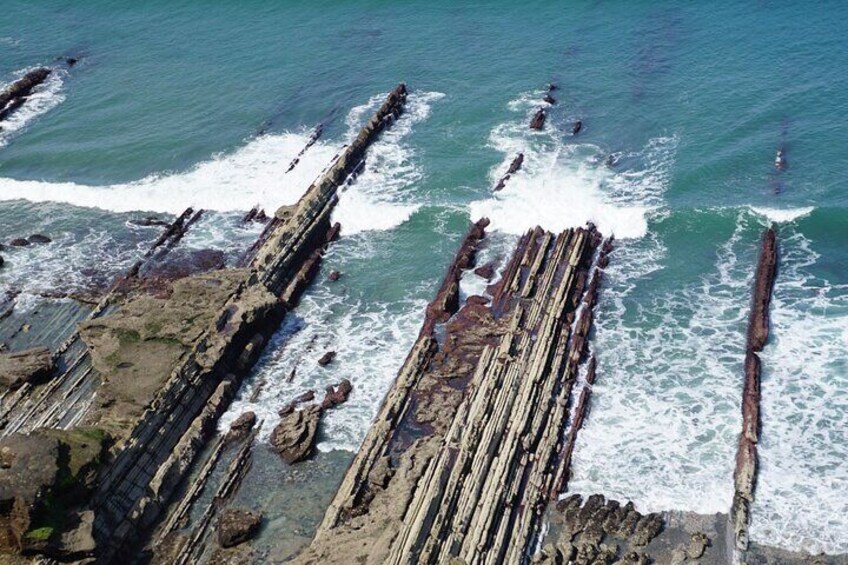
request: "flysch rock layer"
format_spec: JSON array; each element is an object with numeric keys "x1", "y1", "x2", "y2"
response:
[
  {"x1": 732, "y1": 227, "x2": 777, "y2": 554},
  {"x1": 296, "y1": 221, "x2": 607, "y2": 564},
  {"x1": 0, "y1": 84, "x2": 408, "y2": 563}
]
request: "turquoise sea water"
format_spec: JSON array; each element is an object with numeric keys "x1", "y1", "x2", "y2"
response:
[{"x1": 1, "y1": 1, "x2": 846, "y2": 555}]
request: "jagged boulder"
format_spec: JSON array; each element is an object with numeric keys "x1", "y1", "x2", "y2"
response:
[
  {"x1": 0, "y1": 347, "x2": 54, "y2": 391},
  {"x1": 217, "y1": 507, "x2": 262, "y2": 548},
  {"x1": 223, "y1": 411, "x2": 256, "y2": 445},
  {"x1": 321, "y1": 379, "x2": 352, "y2": 410},
  {"x1": 270, "y1": 405, "x2": 322, "y2": 464}
]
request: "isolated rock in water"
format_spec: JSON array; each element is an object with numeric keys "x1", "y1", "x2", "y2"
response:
[
  {"x1": 474, "y1": 263, "x2": 495, "y2": 280},
  {"x1": 317, "y1": 351, "x2": 336, "y2": 366},
  {"x1": 507, "y1": 152, "x2": 524, "y2": 174},
  {"x1": 548, "y1": 83, "x2": 558, "y2": 91},
  {"x1": 530, "y1": 108, "x2": 546, "y2": 130},
  {"x1": 321, "y1": 379, "x2": 352, "y2": 410},
  {"x1": 270, "y1": 404, "x2": 322, "y2": 464},
  {"x1": 9, "y1": 239, "x2": 29, "y2": 247},
  {"x1": 224, "y1": 411, "x2": 256, "y2": 444},
  {"x1": 543, "y1": 93, "x2": 556, "y2": 104},
  {"x1": 0, "y1": 255, "x2": 4, "y2": 268},
  {"x1": 328, "y1": 270, "x2": 342, "y2": 282},
  {"x1": 217, "y1": 507, "x2": 262, "y2": 548},
  {"x1": 27, "y1": 234, "x2": 51, "y2": 244},
  {"x1": 0, "y1": 347, "x2": 54, "y2": 390},
  {"x1": 0, "y1": 68, "x2": 52, "y2": 122}
]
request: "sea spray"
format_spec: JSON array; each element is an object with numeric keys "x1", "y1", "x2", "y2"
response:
[
  {"x1": 0, "y1": 67, "x2": 65, "y2": 147},
  {"x1": 750, "y1": 227, "x2": 848, "y2": 555}
]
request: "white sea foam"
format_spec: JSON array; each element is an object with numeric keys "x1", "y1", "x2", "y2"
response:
[
  {"x1": 0, "y1": 224, "x2": 152, "y2": 296},
  {"x1": 0, "y1": 131, "x2": 338, "y2": 214},
  {"x1": 749, "y1": 230, "x2": 848, "y2": 555},
  {"x1": 218, "y1": 236, "x2": 429, "y2": 451},
  {"x1": 333, "y1": 91, "x2": 444, "y2": 234},
  {"x1": 0, "y1": 90, "x2": 441, "y2": 237},
  {"x1": 469, "y1": 96, "x2": 675, "y2": 239},
  {"x1": 749, "y1": 205, "x2": 815, "y2": 224},
  {"x1": 568, "y1": 210, "x2": 755, "y2": 514},
  {"x1": 0, "y1": 67, "x2": 65, "y2": 147}
]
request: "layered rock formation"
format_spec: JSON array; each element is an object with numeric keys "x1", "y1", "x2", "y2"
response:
[
  {"x1": 297, "y1": 221, "x2": 607, "y2": 564},
  {"x1": 732, "y1": 228, "x2": 778, "y2": 553},
  {"x1": 0, "y1": 84, "x2": 409, "y2": 562}
]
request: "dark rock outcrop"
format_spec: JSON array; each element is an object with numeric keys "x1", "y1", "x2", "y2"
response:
[
  {"x1": 8, "y1": 239, "x2": 29, "y2": 247},
  {"x1": 733, "y1": 227, "x2": 778, "y2": 552},
  {"x1": 493, "y1": 153, "x2": 524, "y2": 192},
  {"x1": 328, "y1": 270, "x2": 342, "y2": 282},
  {"x1": 530, "y1": 108, "x2": 546, "y2": 130},
  {"x1": 321, "y1": 379, "x2": 352, "y2": 410},
  {"x1": 572, "y1": 120, "x2": 583, "y2": 135},
  {"x1": 317, "y1": 351, "x2": 336, "y2": 366},
  {"x1": 216, "y1": 508, "x2": 262, "y2": 548},
  {"x1": 27, "y1": 234, "x2": 51, "y2": 245},
  {"x1": 0, "y1": 68, "x2": 52, "y2": 123},
  {"x1": 0, "y1": 347, "x2": 54, "y2": 391}
]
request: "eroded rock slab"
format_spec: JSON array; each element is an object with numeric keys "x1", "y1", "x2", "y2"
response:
[{"x1": 0, "y1": 347, "x2": 53, "y2": 391}]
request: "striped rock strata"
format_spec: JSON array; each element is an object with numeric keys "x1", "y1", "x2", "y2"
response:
[{"x1": 297, "y1": 221, "x2": 608, "y2": 564}]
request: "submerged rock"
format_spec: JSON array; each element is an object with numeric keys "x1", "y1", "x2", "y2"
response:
[
  {"x1": 572, "y1": 120, "x2": 583, "y2": 135},
  {"x1": 217, "y1": 508, "x2": 262, "y2": 548},
  {"x1": 270, "y1": 404, "x2": 322, "y2": 464},
  {"x1": 8, "y1": 239, "x2": 29, "y2": 247},
  {"x1": 328, "y1": 270, "x2": 342, "y2": 282},
  {"x1": 0, "y1": 347, "x2": 54, "y2": 390},
  {"x1": 27, "y1": 234, "x2": 52, "y2": 244}
]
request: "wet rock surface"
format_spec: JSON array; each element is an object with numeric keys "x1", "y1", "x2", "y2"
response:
[
  {"x1": 530, "y1": 107, "x2": 547, "y2": 129},
  {"x1": 0, "y1": 67, "x2": 52, "y2": 123},
  {"x1": 217, "y1": 508, "x2": 262, "y2": 548},
  {"x1": 733, "y1": 227, "x2": 778, "y2": 552}
]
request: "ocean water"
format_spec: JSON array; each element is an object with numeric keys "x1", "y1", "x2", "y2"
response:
[{"x1": 1, "y1": 1, "x2": 846, "y2": 555}]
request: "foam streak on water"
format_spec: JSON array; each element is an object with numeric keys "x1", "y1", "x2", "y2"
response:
[
  {"x1": 750, "y1": 229, "x2": 848, "y2": 555},
  {"x1": 0, "y1": 130, "x2": 339, "y2": 214},
  {"x1": 332, "y1": 91, "x2": 443, "y2": 234},
  {"x1": 0, "y1": 67, "x2": 65, "y2": 147},
  {"x1": 568, "y1": 211, "x2": 754, "y2": 514},
  {"x1": 469, "y1": 91, "x2": 675, "y2": 239}
]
